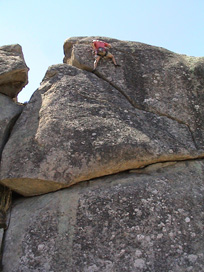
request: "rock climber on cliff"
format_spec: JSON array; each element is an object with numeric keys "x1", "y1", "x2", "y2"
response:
[{"x1": 92, "y1": 40, "x2": 119, "y2": 71}]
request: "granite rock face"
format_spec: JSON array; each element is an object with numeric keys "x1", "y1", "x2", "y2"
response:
[
  {"x1": 64, "y1": 37, "x2": 204, "y2": 149},
  {"x1": 1, "y1": 37, "x2": 204, "y2": 196},
  {"x1": 0, "y1": 38, "x2": 204, "y2": 272},
  {"x1": 0, "y1": 63, "x2": 200, "y2": 196},
  {"x1": 0, "y1": 94, "x2": 23, "y2": 158},
  {"x1": 0, "y1": 44, "x2": 29, "y2": 99},
  {"x1": 2, "y1": 160, "x2": 204, "y2": 272},
  {"x1": 0, "y1": 44, "x2": 26, "y2": 268}
]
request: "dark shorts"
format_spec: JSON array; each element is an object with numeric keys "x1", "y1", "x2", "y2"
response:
[{"x1": 97, "y1": 47, "x2": 108, "y2": 57}]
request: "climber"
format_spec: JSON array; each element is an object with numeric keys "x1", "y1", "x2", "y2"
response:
[{"x1": 92, "y1": 40, "x2": 119, "y2": 71}]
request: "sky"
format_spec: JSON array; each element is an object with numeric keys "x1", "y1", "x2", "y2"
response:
[{"x1": 1, "y1": 0, "x2": 204, "y2": 103}]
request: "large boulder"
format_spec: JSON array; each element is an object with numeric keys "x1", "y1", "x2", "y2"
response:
[
  {"x1": 0, "y1": 44, "x2": 29, "y2": 99},
  {"x1": 0, "y1": 38, "x2": 204, "y2": 272},
  {"x1": 2, "y1": 160, "x2": 204, "y2": 272},
  {"x1": 1, "y1": 36, "x2": 204, "y2": 196},
  {"x1": 0, "y1": 63, "x2": 200, "y2": 196}
]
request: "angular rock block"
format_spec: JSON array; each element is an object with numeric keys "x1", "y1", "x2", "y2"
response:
[
  {"x1": 0, "y1": 44, "x2": 29, "y2": 99},
  {"x1": 0, "y1": 64, "x2": 199, "y2": 196}
]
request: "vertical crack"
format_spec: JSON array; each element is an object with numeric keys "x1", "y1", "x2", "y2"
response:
[
  {"x1": 0, "y1": 112, "x2": 22, "y2": 161},
  {"x1": 92, "y1": 70, "x2": 137, "y2": 109}
]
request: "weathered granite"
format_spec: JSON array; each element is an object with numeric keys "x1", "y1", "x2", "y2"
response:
[
  {"x1": 2, "y1": 160, "x2": 204, "y2": 272},
  {"x1": 1, "y1": 38, "x2": 204, "y2": 272},
  {"x1": 0, "y1": 93, "x2": 23, "y2": 158},
  {"x1": 0, "y1": 64, "x2": 200, "y2": 196},
  {"x1": 0, "y1": 44, "x2": 29, "y2": 99},
  {"x1": 64, "y1": 37, "x2": 204, "y2": 149}
]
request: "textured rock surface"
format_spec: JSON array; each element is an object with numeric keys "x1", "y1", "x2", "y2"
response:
[
  {"x1": 0, "y1": 44, "x2": 26, "y2": 271},
  {"x1": 64, "y1": 37, "x2": 204, "y2": 149},
  {"x1": 0, "y1": 93, "x2": 23, "y2": 157},
  {"x1": 0, "y1": 38, "x2": 204, "y2": 272},
  {"x1": 0, "y1": 44, "x2": 29, "y2": 98},
  {"x1": 0, "y1": 64, "x2": 201, "y2": 196},
  {"x1": 2, "y1": 160, "x2": 204, "y2": 272}
]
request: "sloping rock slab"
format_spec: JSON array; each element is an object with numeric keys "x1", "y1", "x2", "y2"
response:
[
  {"x1": 0, "y1": 93, "x2": 23, "y2": 157},
  {"x1": 64, "y1": 37, "x2": 204, "y2": 149},
  {"x1": 0, "y1": 44, "x2": 29, "y2": 98},
  {"x1": 2, "y1": 160, "x2": 204, "y2": 272},
  {"x1": 0, "y1": 64, "x2": 199, "y2": 196}
]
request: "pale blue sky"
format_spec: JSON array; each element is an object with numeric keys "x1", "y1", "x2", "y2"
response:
[{"x1": 1, "y1": 0, "x2": 203, "y2": 102}]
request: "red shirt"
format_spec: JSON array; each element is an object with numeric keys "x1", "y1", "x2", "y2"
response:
[{"x1": 93, "y1": 41, "x2": 109, "y2": 49}]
